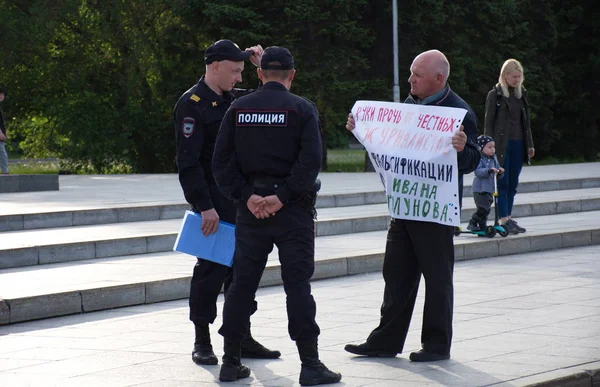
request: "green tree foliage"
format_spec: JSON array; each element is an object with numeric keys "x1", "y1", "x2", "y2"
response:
[{"x1": 0, "y1": 0, "x2": 597, "y2": 173}]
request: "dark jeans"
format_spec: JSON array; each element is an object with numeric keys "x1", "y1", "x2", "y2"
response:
[
  {"x1": 189, "y1": 183, "x2": 257, "y2": 325},
  {"x1": 498, "y1": 140, "x2": 524, "y2": 218},
  {"x1": 219, "y1": 202, "x2": 320, "y2": 343},
  {"x1": 366, "y1": 218, "x2": 455, "y2": 355},
  {"x1": 471, "y1": 192, "x2": 493, "y2": 225}
]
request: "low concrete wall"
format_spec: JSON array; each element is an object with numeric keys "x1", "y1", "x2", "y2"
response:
[{"x1": 0, "y1": 174, "x2": 59, "y2": 193}]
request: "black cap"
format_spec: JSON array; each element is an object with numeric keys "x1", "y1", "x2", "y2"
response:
[
  {"x1": 204, "y1": 40, "x2": 251, "y2": 64},
  {"x1": 260, "y1": 46, "x2": 294, "y2": 70}
]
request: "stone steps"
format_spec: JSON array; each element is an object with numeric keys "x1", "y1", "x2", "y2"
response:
[
  {"x1": 2, "y1": 172, "x2": 599, "y2": 232},
  {"x1": 2, "y1": 188, "x2": 600, "y2": 270},
  {"x1": 1, "y1": 210, "x2": 599, "y2": 325},
  {"x1": 1, "y1": 163, "x2": 599, "y2": 326}
]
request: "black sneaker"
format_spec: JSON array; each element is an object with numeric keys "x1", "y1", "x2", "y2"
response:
[
  {"x1": 467, "y1": 220, "x2": 481, "y2": 232},
  {"x1": 502, "y1": 220, "x2": 519, "y2": 234},
  {"x1": 509, "y1": 219, "x2": 526, "y2": 233}
]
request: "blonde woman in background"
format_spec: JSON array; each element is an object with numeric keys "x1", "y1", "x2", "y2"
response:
[{"x1": 484, "y1": 59, "x2": 534, "y2": 235}]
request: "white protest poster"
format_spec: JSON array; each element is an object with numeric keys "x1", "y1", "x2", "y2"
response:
[{"x1": 350, "y1": 101, "x2": 467, "y2": 227}]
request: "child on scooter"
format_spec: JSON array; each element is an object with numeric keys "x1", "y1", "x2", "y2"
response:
[{"x1": 468, "y1": 136, "x2": 505, "y2": 231}]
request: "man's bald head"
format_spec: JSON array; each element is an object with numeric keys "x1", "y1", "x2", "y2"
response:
[{"x1": 408, "y1": 50, "x2": 450, "y2": 99}]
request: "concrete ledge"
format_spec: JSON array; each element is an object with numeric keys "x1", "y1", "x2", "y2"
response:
[
  {"x1": 347, "y1": 253, "x2": 385, "y2": 274},
  {"x1": 8, "y1": 292, "x2": 81, "y2": 323},
  {"x1": 313, "y1": 257, "x2": 348, "y2": 281},
  {"x1": 517, "y1": 362, "x2": 600, "y2": 386},
  {"x1": 81, "y1": 284, "x2": 145, "y2": 312},
  {"x1": 0, "y1": 174, "x2": 59, "y2": 193},
  {"x1": 0, "y1": 214, "x2": 23, "y2": 231},
  {"x1": 146, "y1": 277, "x2": 191, "y2": 304},
  {"x1": 0, "y1": 191, "x2": 384, "y2": 232},
  {"x1": 562, "y1": 231, "x2": 592, "y2": 248},
  {"x1": 3, "y1": 206, "x2": 600, "y2": 270},
  {"x1": 531, "y1": 235, "x2": 562, "y2": 251},
  {"x1": 0, "y1": 248, "x2": 38, "y2": 269},
  {"x1": 524, "y1": 371, "x2": 592, "y2": 387},
  {"x1": 461, "y1": 177, "x2": 600, "y2": 197},
  {"x1": 3, "y1": 181, "x2": 600, "y2": 232},
  {"x1": 4, "y1": 191, "x2": 600, "y2": 235},
  {"x1": 0, "y1": 298, "x2": 9, "y2": 325}
]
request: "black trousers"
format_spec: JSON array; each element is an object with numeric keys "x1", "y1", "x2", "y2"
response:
[
  {"x1": 219, "y1": 202, "x2": 320, "y2": 342},
  {"x1": 366, "y1": 218, "x2": 455, "y2": 355},
  {"x1": 470, "y1": 192, "x2": 493, "y2": 225},
  {"x1": 189, "y1": 183, "x2": 257, "y2": 326}
]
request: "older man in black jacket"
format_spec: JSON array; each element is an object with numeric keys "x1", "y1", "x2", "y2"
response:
[{"x1": 344, "y1": 50, "x2": 480, "y2": 362}]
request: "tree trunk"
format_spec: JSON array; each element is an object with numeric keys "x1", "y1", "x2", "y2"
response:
[
  {"x1": 364, "y1": 152, "x2": 374, "y2": 172},
  {"x1": 322, "y1": 134, "x2": 328, "y2": 171},
  {"x1": 583, "y1": 89, "x2": 599, "y2": 161},
  {"x1": 320, "y1": 113, "x2": 328, "y2": 171}
]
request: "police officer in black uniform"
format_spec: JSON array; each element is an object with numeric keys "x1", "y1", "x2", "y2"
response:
[
  {"x1": 212, "y1": 46, "x2": 341, "y2": 386},
  {"x1": 174, "y1": 39, "x2": 280, "y2": 366}
]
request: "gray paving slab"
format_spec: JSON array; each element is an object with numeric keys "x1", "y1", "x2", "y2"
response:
[
  {"x1": 0, "y1": 246, "x2": 599, "y2": 386},
  {"x1": 1, "y1": 211, "x2": 600, "y2": 324}
]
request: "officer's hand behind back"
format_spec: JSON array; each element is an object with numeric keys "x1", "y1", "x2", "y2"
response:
[
  {"x1": 247, "y1": 194, "x2": 269, "y2": 219},
  {"x1": 264, "y1": 195, "x2": 283, "y2": 216},
  {"x1": 200, "y1": 208, "x2": 219, "y2": 236}
]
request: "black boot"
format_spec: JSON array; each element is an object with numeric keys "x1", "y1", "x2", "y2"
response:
[
  {"x1": 219, "y1": 338, "x2": 251, "y2": 382},
  {"x1": 297, "y1": 339, "x2": 342, "y2": 386},
  {"x1": 192, "y1": 324, "x2": 218, "y2": 365},
  {"x1": 241, "y1": 322, "x2": 281, "y2": 359}
]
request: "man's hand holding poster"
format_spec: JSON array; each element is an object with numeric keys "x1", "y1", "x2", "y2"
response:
[{"x1": 350, "y1": 101, "x2": 467, "y2": 227}]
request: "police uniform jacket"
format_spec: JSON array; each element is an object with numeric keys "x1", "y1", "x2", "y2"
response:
[
  {"x1": 173, "y1": 76, "x2": 253, "y2": 212},
  {"x1": 212, "y1": 81, "x2": 322, "y2": 205}
]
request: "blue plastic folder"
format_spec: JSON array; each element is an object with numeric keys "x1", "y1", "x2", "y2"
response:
[{"x1": 173, "y1": 210, "x2": 236, "y2": 267}]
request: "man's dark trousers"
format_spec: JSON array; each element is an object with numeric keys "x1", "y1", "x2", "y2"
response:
[
  {"x1": 219, "y1": 202, "x2": 320, "y2": 342},
  {"x1": 365, "y1": 218, "x2": 455, "y2": 355},
  {"x1": 189, "y1": 183, "x2": 257, "y2": 325}
]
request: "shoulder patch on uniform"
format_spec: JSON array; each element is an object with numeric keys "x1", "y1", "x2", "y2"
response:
[
  {"x1": 236, "y1": 110, "x2": 288, "y2": 127},
  {"x1": 190, "y1": 94, "x2": 200, "y2": 102},
  {"x1": 181, "y1": 117, "x2": 196, "y2": 138}
]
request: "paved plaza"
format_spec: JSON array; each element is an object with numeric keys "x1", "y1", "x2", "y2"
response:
[{"x1": 1, "y1": 246, "x2": 600, "y2": 386}]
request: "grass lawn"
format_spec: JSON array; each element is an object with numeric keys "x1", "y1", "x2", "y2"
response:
[
  {"x1": 3, "y1": 150, "x2": 597, "y2": 174},
  {"x1": 8, "y1": 162, "x2": 60, "y2": 175},
  {"x1": 326, "y1": 149, "x2": 366, "y2": 172}
]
